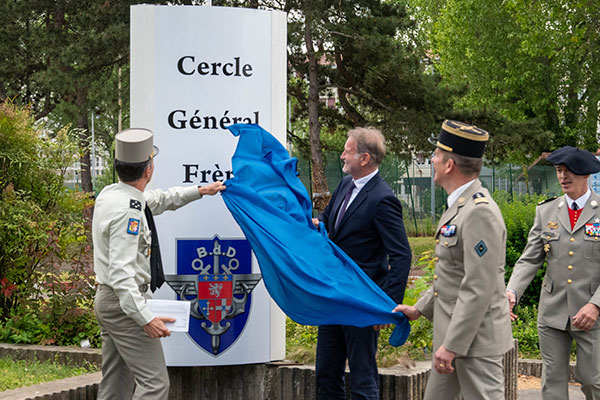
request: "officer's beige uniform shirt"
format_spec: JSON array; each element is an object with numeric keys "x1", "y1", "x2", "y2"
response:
[
  {"x1": 507, "y1": 191, "x2": 600, "y2": 330},
  {"x1": 93, "y1": 182, "x2": 201, "y2": 326},
  {"x1": 415, "y1": 179, "x2": 513, "y2": 356}
]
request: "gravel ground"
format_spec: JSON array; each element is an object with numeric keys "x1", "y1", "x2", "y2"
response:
[{"x1": 518, "y1": 374, "x2": 585, "y2": 399}]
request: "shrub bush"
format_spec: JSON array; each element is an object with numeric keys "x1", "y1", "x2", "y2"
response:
[
  {"x1": 0, "y1": 102, "x2": 98, "y2": 347},
  {"x1": 511, "y1": 304, "x2": 540, "y2": 358},
  {"x1": 400, "y1": 251, "x2": 434, "y2": 360},
  {"x1": 494, "y1": 191, "x2": 549, "y2": 307}
]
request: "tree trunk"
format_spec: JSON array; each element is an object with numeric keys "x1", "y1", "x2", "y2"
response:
[
  {"x1": 304, "y1": 10, "x2": 330, "y2": 212},
  {"x1": 334, "y1": 48, "x2": 366, "y2": 127},
  {"x1": 76, "y1": 87, "x2": 93, "y2": 194}
]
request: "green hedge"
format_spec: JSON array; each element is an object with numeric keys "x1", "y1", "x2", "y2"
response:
[
  {"x1": 0, "y1": 102, "x2": 99, "y2": 347},
  {"x1": 494, "y1": 192, "x2": 549, "y2": 307}
]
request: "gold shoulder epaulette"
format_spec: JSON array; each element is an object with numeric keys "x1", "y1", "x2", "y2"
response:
[
  {"x1": 472, "y1": 192, "x2": 488, "y2": 205},
  {"x1": 538, "y1": 196, "x2": 557, "y2": 206}
]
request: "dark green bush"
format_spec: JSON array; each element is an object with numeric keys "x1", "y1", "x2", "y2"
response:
[
  {"x1": 0, "y1": 102, "x2": 99, "y2": 347},
  {"x1": 401, "y1": 251, "x2": 434, "y2": 359},
  {"x1": 494, "y1": 191, "x2": 549, "y2": 307},
  {"x1": 511, "y1": 305, "x2": 540, "y2": 358}
]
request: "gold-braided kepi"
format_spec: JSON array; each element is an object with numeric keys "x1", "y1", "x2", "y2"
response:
[{"x1": 429, "y1": 120, "x2": 489, "y2": 158}]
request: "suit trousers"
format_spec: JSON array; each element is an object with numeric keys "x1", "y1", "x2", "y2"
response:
[
  {"x1": 423, "y1": 355, "x2": 504, "y2": 400},
  {"x1": 538, "y1": 324, "x2": 600, "y2": 400},
  {"x1": 315, "y1": 324, "x2": 379, "y2": 400},
  {"x1": 94, "y1": 286, "x2": 169, "y2": 400}
]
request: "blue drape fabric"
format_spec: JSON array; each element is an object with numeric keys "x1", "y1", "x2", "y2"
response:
[{"x1": 221, "y1": 124, "x2": 410, "y2": 346}]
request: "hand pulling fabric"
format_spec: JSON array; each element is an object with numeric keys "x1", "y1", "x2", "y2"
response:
[{"x1": 221, "y1": 124, "x2": 410, "y2": 346}]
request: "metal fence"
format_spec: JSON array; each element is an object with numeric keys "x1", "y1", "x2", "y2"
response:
[{"x1": 296, "y1": 151, "x2": 561, "y2": 236}]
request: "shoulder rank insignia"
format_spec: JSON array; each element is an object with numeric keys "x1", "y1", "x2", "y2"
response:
[
  {"x1": 130, "y1": 199, "x2": 142, "y2": 211},
  {"x1": 538, "y1": 196, "x2": 557, "y2": 206},
  {"x1": 585, "y1": 223, "x2": 600, "y2": 237},
  {"x1": 440, "y1": 224, "x2": 456, "y2": 237},
  {"x1": 127, "y1": 218, "x2": 140, "y2": 235},
  {"x1": 475, "y1": 240, "x2": 487, "y2": 257},
  {"x1": 473, "y1": 192, "x2": 488, "y2": 205}
]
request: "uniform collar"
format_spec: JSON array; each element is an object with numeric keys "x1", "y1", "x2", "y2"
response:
[
  {"x1": 447, "y1": 179, "x2": 476, "y2": 209},
  {"x1": 117, "y1": 181, "x2": 145, "y2": 201},
  {"x1": 565, "y1": 188, "x2": 591, "y2": 210}
]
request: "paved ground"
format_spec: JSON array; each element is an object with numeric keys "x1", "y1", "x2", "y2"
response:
[{"x1": 518, "y1": 375, "x2": 585, "y2": 399}]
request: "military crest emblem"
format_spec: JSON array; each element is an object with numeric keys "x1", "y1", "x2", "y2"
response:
[{"x1": 165, "y1": 237, "x2": 262, "y2": 356}]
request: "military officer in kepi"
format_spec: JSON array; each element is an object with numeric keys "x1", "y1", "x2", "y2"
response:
[
  {"x1": 394, "y1": 120, "x2": 513, "y2": 400},
  {"x1": 506, "y1": 146, "x2": 600, "y2": 400},
  {"x1": 93, "y1": 128, "x2": 225, "y2": 400}
]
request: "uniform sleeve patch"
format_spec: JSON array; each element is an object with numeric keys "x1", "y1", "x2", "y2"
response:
[
  {"x1": 475, "y1": 240, "x2": 487, "y2": 257},
  {"x1": 473, "y1": 192, "x2": 488, "y2": 205},
  {"x1": 130, "y1": 199, "x2": 142, "y2": 210},
  {"x1": 127, "y1": 218, "x2": 140, "y2": 235}
]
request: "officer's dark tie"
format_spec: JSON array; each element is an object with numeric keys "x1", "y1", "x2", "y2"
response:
[
  {"x1": 335, "y1": 182, "x2": 355, "y2": 231},
  {"x1": 569, "y1": 201, "x2": 581, "y2": 230},
  {"x1": 144, "y1": 205, "x2": 165, "y2": 292}
]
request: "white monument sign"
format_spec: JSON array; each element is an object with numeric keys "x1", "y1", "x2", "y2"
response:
[{"x1": 130, "y1": 5, "x2": 287, "y2": 366}]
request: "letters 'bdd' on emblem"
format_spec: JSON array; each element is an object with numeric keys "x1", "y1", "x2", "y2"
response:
[{"x1": 165, "y1": 237, "x2": 262, "y2": 356}]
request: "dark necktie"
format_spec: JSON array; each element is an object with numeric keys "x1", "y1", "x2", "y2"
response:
[
  {"x1": 335, "y1": 182, "x2": 355, "y2": 231},
  {"x1": 569, "y1": 201, "x2": 581, "y2": 230},
  {"x1": 144, "y1": 205, "x2": 164, "y2": 292}
]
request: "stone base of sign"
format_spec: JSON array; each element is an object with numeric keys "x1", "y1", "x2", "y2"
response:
[{"x1": 0, "y1": 341, "x2": 528, "y2": 400}]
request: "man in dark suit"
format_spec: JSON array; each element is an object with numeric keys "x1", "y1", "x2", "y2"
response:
[{"x1": 312, "y1": 127, "x2": 412, "y2": 400}]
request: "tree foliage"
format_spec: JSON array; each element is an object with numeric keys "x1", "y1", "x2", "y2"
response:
[
  {"x1": 412, "y1": 0, "x2": 600, "y2": 160},
  {"x1": 0, "y1": 102, "x2": 91, "y2": 322},
  {"x1": 284, "y1": 0, "x2": 450, "y2": 152},
  {"x1": 0, "y1": 0, "x2": 164, "y2": 193}
]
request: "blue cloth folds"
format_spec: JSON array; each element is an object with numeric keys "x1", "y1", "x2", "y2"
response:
[{"x1": 222, "y1": 123, "x2": 410, "y2": 346}]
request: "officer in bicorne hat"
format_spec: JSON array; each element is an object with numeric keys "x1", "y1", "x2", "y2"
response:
[
  {"x1": 507, "y1": 146, "x2": 600, "y2": 400},
  {"x1": 395, "y1": 120, "x2": 513, "y2": 400},
  {"x1": 92, "y1": 128, "x2": 225, "y2": 400}
]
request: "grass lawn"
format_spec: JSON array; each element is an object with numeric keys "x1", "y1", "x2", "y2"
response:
[
  {"x1": 408, "y1": 236, "x2": 435, "y2": 267},
  {"x1": 0, "y1": 357, "x2": 98, "y2": 391}
]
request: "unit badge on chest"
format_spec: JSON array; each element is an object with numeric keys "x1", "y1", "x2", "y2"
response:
[
  {"x1": 547, "y1": 221, "x2": 558, "y2": 230},
  {"x1": 440, "y1": 224, "x2": 456, "y2": 237},
  {"x1": 585, "y1": 223, "x2": 600, "y2": 237}
]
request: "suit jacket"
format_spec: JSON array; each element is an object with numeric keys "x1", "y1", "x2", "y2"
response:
[
  {"x1": 318, "y1": 173, "x2": 412, "y2": 303},
  {"x1": 415, "y1": 180, "x2": 513, "y2": 357},
  {"x1": 507, "y1": 192, "x2": 600, "y2": 331}
]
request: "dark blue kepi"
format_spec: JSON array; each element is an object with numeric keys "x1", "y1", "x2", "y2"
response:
[{"x1": 221, "y1": 123, "x2": 410, "y2": 346}]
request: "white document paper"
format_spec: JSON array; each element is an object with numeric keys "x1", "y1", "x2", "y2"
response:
[{"x1": 146, "y1": 299, "x2": 191, "y2": 332}]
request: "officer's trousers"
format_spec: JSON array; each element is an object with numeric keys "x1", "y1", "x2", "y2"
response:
[
  {"x1": 94, "y1": 286, "x2": 169, "y2": 400},
  {"x1": 423, "y1": 354, "x2": 504, "y2": 400},
  {"x1": 539, "y1": 324, "x2": 600, "y2": 400},
  {"x1": 315, "y1": 324, "x2": 380, "y2": 400}
]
